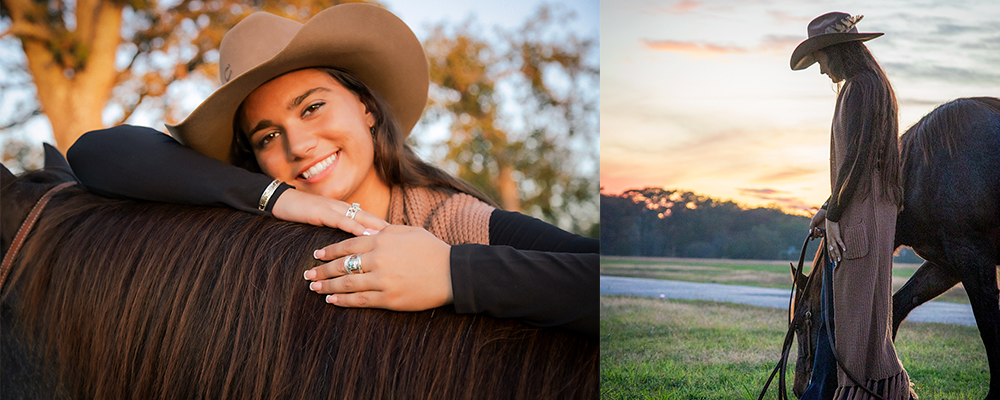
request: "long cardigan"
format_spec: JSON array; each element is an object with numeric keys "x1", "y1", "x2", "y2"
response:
[{"x1": 828, "y1": 73, "x2": 911, "y2": 400}]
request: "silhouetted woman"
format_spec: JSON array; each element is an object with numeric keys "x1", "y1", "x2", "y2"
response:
[{"x1": 793, "y1": 12, "x2": 914, "y2": 400}]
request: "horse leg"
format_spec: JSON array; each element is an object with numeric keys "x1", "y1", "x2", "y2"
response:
[
  {"x1": 891, "y1": 260, "x2": 961, "y2": 340},
  {"x1": 948, "y1": 243, "x2": 1000, "y2": 400}
]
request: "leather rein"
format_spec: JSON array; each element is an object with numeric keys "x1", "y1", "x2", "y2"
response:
[{"x1": 0, "y1": 182, "x2": 76, "y2": 291}]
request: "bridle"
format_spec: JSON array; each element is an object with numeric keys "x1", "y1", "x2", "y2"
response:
[
  {"x1": 0, "y1": 182, "x2": 76, "y2": 292},
  {"x1": 756, "y1": 234, "x2": 817, "y2": 400},
  {"x1": 757, "y1": 233, "x2": 888, "y2": 400}
]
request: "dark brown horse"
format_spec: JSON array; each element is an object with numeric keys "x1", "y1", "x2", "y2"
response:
[
  {"x1": 788, "y1": 97, "x2": 1000, "y2": 399},
  {"x1": 0, "y1": 149, "x2": 598, "y2": 399}
]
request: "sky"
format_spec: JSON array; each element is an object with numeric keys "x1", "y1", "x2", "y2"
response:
[
  {"x1": 600, "y1": 0, "x2": 1000, "y2": 213},
  {"x1": 383, "y1": 0, "x2": 597, "y2": 41}
]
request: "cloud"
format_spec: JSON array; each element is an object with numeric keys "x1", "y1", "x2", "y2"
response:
[
  {"x1": 642, "y1": 39, "x2": 750, "y2": 54},
  {"x1": 739, "y1": 188, "x2": 788, "y2": 196},
  {"x1": 755, "y1": 168, "x2": 819, "y2": 183},
  {"x1": 767, "y1": 10, "x2": 810, "y2": 26},
  {"x1": 737, "y1": 187, "x2": 817, "y2": 213},
  {"x1": 655, "y1": 0, "x2": 700, "y2": 15},
  {"x1": 960, "y1": 34, "x2": 1000, "y2": 52},
  {"x1": 883, "y1": 62, "x2": 1000, "y2": 86},
  {"x1": 642, "y1": 35, "x2": 801, "y2": 55},
  {"x1": 760, "y1": 35, "x2": 802, "y2": 52}
]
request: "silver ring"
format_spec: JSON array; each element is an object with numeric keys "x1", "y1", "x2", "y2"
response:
[
  {"x1": 828, "y1": 246, "x2": 834, "y2": 251},
  {"x1": 344, "y1": 254, "x2": 364, "y2": 274},
  {"x1": 346, "y1": 203, "x2": 361, "y2": 220}
]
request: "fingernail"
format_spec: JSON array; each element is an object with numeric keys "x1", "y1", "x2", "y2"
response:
[
  {"x1": 363, "y1": 229, "x2": 379, "y2": 236},
  {"x1": 313, "y1": 249, "x2": 325, "y2": 259},
  {"x1": 309, "y1": 282, "x2": 321, "y2": 291},
  {"x1": 304, "y1": 270, "x2": 316, "y2": 280},
  {"x1": 326, "y1": 295, "x2": 337, "y2": 304}
]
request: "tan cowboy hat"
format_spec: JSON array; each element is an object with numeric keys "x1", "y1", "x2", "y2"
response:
[
  {"x1": 166, "y1": 3, "x2": 429, "y2": 164},
  {"x1": 789, "y1": 12, "x2": 883, "y2": 71}
]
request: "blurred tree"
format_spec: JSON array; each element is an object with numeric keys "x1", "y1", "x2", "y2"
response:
[
  {"x1": 421, "y1": 6, "x2": 598, "y2": 235},
  {"x1": 1, "y1": 135, "x2": 42, "y2": 172}
]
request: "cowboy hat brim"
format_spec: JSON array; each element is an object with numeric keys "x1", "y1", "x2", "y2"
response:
[
  {"x1": 790, "y1": 32, "x2": 883, "y2": 71},
  {"x1": 166, "y1": 4, "x2": 428, "y2": 164}
]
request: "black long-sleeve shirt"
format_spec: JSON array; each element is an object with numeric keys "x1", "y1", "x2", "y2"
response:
[{"x1": 67, "y1": 125, "x2": 598, "y2": 337}]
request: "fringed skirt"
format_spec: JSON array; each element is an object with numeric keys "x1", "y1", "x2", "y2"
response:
[{"x1": 832, "y1": 369, "x2": 912, "y2": 400}]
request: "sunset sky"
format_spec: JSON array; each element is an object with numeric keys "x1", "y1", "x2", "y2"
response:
[{"x1": 600, "y1": 0, "x2": 1000, "y2": 212}]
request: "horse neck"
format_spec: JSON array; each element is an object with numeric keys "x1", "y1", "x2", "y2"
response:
[{"x1": 6, "y1": 192, "x2": 598, "y2": 399}]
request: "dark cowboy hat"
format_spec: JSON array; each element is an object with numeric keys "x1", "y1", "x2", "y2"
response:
[
  {"x1": 166, "y1": 4, "x2": 429, "y2": 164},
  {"x1": 790, "y1": 12, "x2": 883, "y2": 71}
]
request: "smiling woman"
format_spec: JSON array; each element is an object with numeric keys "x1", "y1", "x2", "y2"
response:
[
  {"x1": 66, "y1": 3, "x2": 597, "y2": 337},
  {"x1": 237, "y1": 69, "x2": 386, "y2": 214}
]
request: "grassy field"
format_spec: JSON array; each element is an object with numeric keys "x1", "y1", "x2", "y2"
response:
[
  {"x1": 601, "y1": 295, "x2": 990, "y2": 399},
  {"x1": 600, "y1": 256, "x2": 971, "y2": 304}
]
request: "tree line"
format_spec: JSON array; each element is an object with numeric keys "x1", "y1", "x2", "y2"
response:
[{"x1": 601, "y1": 187, "x2": 924, "y2": 263}]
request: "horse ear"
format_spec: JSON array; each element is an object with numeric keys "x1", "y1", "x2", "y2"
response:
[
  {"x1": 1, "y1": 162, "x2": 15, "y2": 189},
  {"x1": 791, "y1": 262, "x2": 810, "y2": 291},
  {"x1": 42, "y1": 143, "x2": 78, "y2": 182}
]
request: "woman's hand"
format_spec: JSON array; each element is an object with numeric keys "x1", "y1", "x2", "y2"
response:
[
  {"x1": 271, "y1": 188, "x2": 388, "y2": 236},
  {"x1": 809, "y1": 209, "x2": 827, "y2": 239},
  {"x1": 825, "y1": 219, "x2": 845, "y2": 262},
  {"x1": 303, "y1": 225, "x2": 453, "y2": 311}
]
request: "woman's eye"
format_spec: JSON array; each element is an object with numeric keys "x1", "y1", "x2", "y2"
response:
[
  {"x1": 257, "y1": 131, "x2": 279, "y2": 148},
  {"x1": 302, "y1": 102, "x2": 325, "y2": 117}
]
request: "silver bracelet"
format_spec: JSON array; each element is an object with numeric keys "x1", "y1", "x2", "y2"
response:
[{"x1": 258, "y1": 179, "x2": 282, "y2": 211}]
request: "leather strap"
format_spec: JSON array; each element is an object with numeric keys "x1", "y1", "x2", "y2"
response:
[
  {"x1": 757, "y1": 234, "x2": 816, "y2": 400},
  {"x1": 0, "y1": 182, "x2": 76, "y2": 291}
]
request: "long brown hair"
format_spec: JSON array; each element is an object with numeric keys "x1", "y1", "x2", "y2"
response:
[
  {"x1": 822, "y1": 40, "x2": 902, "y2": 207},
  {"x1": 2, "y1": 171, "x2": 595, "y2": 399},
  {"x1": 230, "y1": 68, "x2": 498, "y2": 207}
]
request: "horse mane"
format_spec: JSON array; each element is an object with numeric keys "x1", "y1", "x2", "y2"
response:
[
  {"x1": 899, "y1": 97, "x2": 1000, "y2": 171},
  {"x1": 2, "y1": 176, "x2": 597, "y2": 399}
]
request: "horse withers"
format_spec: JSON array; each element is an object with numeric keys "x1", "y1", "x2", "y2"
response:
[
  {"x1": 789, "y1": 97, "x2": 1000, "y2": 399},
  {"x1": 0, "y1": 147, "x2": 598, "y2": 399}
]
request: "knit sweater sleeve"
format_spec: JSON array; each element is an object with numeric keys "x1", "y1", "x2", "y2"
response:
[
  {"x1": 450, "y1": 210, "x2": 598, "y2": 337},
  {"x1": 67, "y1": 125, "x2": 292, "y2": 214},
  {"x1": 827, "y1": 76, "x2": 877, "y2": 223}
]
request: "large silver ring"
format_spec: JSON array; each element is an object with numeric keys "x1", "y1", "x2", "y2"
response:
[
  {"x1": 828, "y1": 246, "x2": 834, "y2": 251},
  {"x1": 346, "y1": 203, "x2": 361, "y2": 220},
  {"x1": 344, "y1": 254, "x2": 364, "y2": 274}
]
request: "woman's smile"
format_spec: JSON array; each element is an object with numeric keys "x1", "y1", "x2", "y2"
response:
[{"x1": 299, "y1": 151, "x2": 339, "y2": 183}]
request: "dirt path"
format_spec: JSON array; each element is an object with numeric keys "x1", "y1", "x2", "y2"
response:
[{"x1": 600, "y1": 275, "x2": 977, "y2": 327}]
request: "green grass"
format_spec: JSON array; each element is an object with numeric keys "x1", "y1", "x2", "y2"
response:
[
  {"x1": 601, "y1": 295, "x2": 990, "y2": 399},
  {"x1": 601, "y1": 256, "x2": 970, "y2": 304}
]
